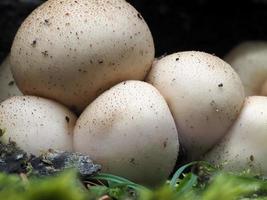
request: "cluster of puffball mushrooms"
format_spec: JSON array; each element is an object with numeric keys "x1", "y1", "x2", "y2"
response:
[{"x1": 0, "y1": 0, "x2": 267, "y2": 186}]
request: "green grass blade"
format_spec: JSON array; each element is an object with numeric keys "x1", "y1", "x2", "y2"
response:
[
  {"x1": 175, "y1": 173, "x2": 198, "y2": 194},
  {"x1": 170, "y1": 161, "x2": 198, "y2": 187},
  {"x1": 90, "y1": 173, "x2": 149, "y2": 191}
]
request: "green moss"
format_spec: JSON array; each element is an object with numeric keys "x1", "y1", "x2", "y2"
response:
[
  {"x1": 0, "y1": 171, "x2": 87, "y2": 200},
  {"x1": 1, "y1": 162, "x2": 267, "y2": 199}
]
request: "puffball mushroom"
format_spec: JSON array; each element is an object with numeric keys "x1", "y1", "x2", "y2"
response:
[
  {"x1": 204, "y1": 96, "x2": 267, "y2": 175},
  {"x1": 146, "y1": 51, "x2": 245, "y2": 160},
  {"x1": 0, "y1": 56, "x2": 22, "y2": 102},
  {"x1": 225, "y1": 41, "x2": 267, "y2": 96},
  {"x1": 0, "y1": 96, "x2": 76, "y2": 155},
  {"x1": 10, "y1": 0, "x2": 155, "y2": 112},
  {"x1": 73, "y1": 81, "x2": 179, "y2": 185}
]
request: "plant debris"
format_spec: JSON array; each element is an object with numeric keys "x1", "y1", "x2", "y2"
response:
[
  {"x1": 0, "y1": 140, "x2": 28, "y2": 174},
  {"x1": 0, "y1": 141, "x2": 101, "y2": 177},
  {"x1": 30, "y1": 150, "x2": 101, "y2": 177}
]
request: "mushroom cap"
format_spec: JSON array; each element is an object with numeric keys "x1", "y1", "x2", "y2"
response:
[
  {"x1": 73, "y1": 80, "x2": 179, "y2": 185},
  {"x1": 204, "y1": 96, "x2": 267, "y2": 175},
  {"x1": 225, "y1": 41, "x2": 267, "y2": 96},
  {"x1": 10, "y1": 0, "x2": 155, "y2": 112},
  {"x1": 146, "y1": 51, "x2": 245, "y2": 160},
  {"x1": 0, "y1": 56, "x2": 22, "y2": 102},
  {"x1": 0, "y1": 96, "x2": 77, "y2": 155}
]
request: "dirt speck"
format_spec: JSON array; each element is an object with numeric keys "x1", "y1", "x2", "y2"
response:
[
  {"x1": 41, "y1": 50, "x2": 48, "y2": 57},
  {"x1": 8, "y1": 81, "x2": 15, "y2": 86},
  {"x1": 65, "y1": 116, "x2": 70, "y2": 123}
]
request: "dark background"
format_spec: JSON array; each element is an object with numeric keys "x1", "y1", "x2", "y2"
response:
[{"x1": 1, "y1": 0, "x2": 267, "y2": 62}]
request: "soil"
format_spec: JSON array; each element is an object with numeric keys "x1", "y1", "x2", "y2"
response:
[{"x1": 1, "y1": 0, "x2": 267, "y2": 63}]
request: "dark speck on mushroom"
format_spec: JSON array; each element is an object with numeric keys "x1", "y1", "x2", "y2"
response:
[
  {"x1": 8, "y1": 81, "x2": 15, "y2": 86},
  {"x1": 218, "y1": 83, "x2": 224, "y2": 88},
  {"x1": 44, "y1": 19, "x2": 51, "y2": 26},
  {"x1": 163, "y1": 140, "x2": 168, "y2": 148},
  {"x1": 41, "y1": 51, "x2": 49, "y2": 57},
  {"x1": 130, "y1": 158, "x2": 136, "y2": 165},
  {"x1": 31, "y1": 40, "x2": 37, "y2": 47},
  {"x1": 65, "y1": 116, "x2": 70, "y2": 123},
  {"x1": 137, "y1": 13, "x2": 143, "y2": 20}
]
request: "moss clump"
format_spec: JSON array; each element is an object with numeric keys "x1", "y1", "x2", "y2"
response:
[{"x1": 0, "y1": 171, "x2": 87, "y2": 200}]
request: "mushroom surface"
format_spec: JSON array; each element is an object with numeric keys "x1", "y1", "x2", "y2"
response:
[
  {"x1": 0, "y1": 56, "x2": 22, "y2": 102},
  {"x1": 225, "y1": 41, "x2": 267, "y2": 96},
  {"x1": 204, "y1": 96, "x2": 267, "y2": 176},
  {"x1": 10, "y1": 0, "x2": 155, "y2": 112},
  {"x1": 146, "y1": 51, "x2": 245, "y2": 160},
  {"x1": 73, "y1": 81, "x2": 179, "y2": 185},
  {"x1": 0, "y1": 96, "x2": 76, "y2": 155}
]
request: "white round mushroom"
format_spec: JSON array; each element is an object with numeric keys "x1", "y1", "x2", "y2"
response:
[
  {"x1": 0, "y1": 96, "x2": 77, "y2": 155},
  {"x1": 73, "y1": 81, "x2": 179, "y2": 185},
  {"x1": 204, "y1": 96, "x2": 267, "y2": 176},
  {"x1": 10, "y1": 0, "x2": 155, "y2": 112},
  {"x1": 146, "y1": 51, "x2": 245, "y2": 160},
  {"x1": 225, "y1": 41, "x2": 267, "y2": 96},
  {"x1": 0, "y1": 56, "x2": 22, "y2": 102}
]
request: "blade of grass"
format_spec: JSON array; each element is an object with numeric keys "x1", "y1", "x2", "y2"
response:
[
  {"x1": 175, "y1": 172, "x2": 198, "y2": 194},
  {"x1": 90, "y1": 173, "x2": 149, "y2": 191},
  {"x1": 170, "y1": 161, "x2": 216, "y2": 187},
  {"x1": 170, "y1": 161, "x2": 198, "y2": 187}
]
